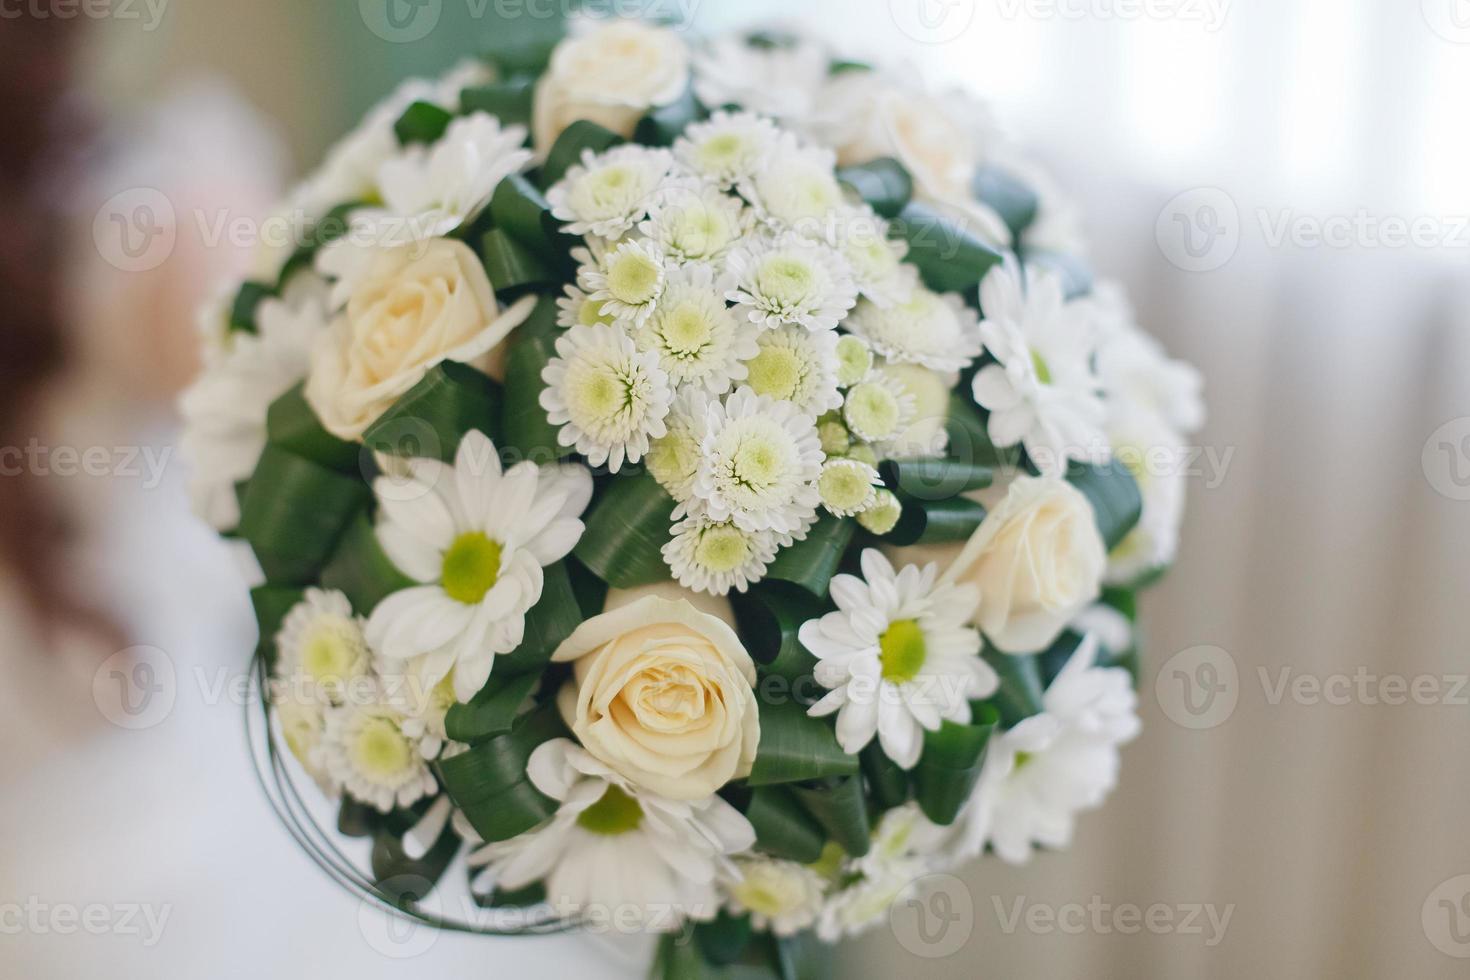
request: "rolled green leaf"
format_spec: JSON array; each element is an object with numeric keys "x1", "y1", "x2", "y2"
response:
[
  {"x1": 635, "y1": 85, "x2": 706, "y2": 147},
  {"x1": 972, "y1": 165, "x2": 1039, "y2": 241},
  {"x1": 539, "y1": 120, "x2": 624, "y2": 190},
  {"x1": 744, "y1": 786, "x2": 826, "y2": 863},
  {"x1": 493, "y1": 560, "x2": 584, "y2": 675},
  {"x1": 228, "y1": 280, "x2": 274, "y2": 334},
  {"x1": 370, "y1": 823, "x2": 461, "y2": 904},
  {"x1": 879, "y1": 457, "x2": 993, "y2": 501},
  {"x1": 895, "y1": 201, "x2": 1005, "y2": 294},
  {"x1": 338, "y1": 798, "x2": 379, "y2": 839},
  {"x1": 861, "y1": 743, "x2": 909, "y2": 811},
  {"x1": 475, "y1": 880, "x2": 548, "y2": 910},
  {"x1": 266, "y1": 382, "x2": 359, "y2": 473},
  {"x1": 437, "y1": 704, "x2": 566, "y2": 843},
  {"x1": 444, "y1": 670, "x2": 539, "y2": 745},
  {"x1": 1067, "y1": 458, "x2": 1143, "y2": 550},
  {"x1": 729, "y1": 582, "x2": 824, "y2": 686},
  {"x1": 363, "y1": 360, "x2": 503, "y2": 464},
  {"x1": 499, "y1": 297, "x2": 570, "y2": 466},
  {"x1": 489, "y1": 174, "x2": 575, "y2": 269},
  {"x1": 837, "y1": 158, "x2": 913, "y2": 219},
  {"x1": 237, "y1": 446, "x2": 370, "y2": 585},
  {"x1": 982, "y1": 647, "x2": 1045, "y2": 727},
  {"x1": 694, "y1": 911, "x2": 754, "y2": 968},
  {"x1": 482, "y1": 227, "x2": 558, "y2": 294},
  {"x1": 460, "y1": 79, "x2": 536, "y2": 129},
  {"x1": 250, "y1": 585, "x2": 304, "y2": 667},
  {"x1": 765, "y1": 515, "x2": 854, "y2": 598},
  {"x1": 574, "y1": 472, "x2": 676, "y2": 589},
  {"x1": 394, "y1": 100, "x2": 454, "y2": 145},
  {"x1": 319, "y1": 513, "x2": 415, "y2": 616},
  {"x1": 1101, "y1": 585, "x2": 1138, "y2": 621},
  {"x1": 885, "y1": 494, "x2": 986, "y2": 548},
  {"x1": 747, "y1": 700, "x2": 858, "y2": 786},
  {"x1": 913, "y1": 706, "x2": 999, "y2": 826},
  {"x1": 790, "y1": 777, "x2": 870, "y2": 857}
]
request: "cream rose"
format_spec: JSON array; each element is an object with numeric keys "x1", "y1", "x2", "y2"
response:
[
  {"x1": 532, "y1": 21, "x2": 690, "y2": 154},
  {"x1": 941, "y1": 475, "x2": 1106, "y2": 654},
  {"x1": 305, "y1": 238, "x2": 533, "y2": 441},
  {"x1": 551, "y1": 593, "x2": 759, "y2": 800}
]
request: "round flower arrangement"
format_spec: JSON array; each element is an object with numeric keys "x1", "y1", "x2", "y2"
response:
[{"x1": 184, "y1": 18, "x2": 1203, "y2": 976}]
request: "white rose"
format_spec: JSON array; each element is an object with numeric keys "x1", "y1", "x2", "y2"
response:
[
  {"x1": 551, "y1": 593, "x2": 760, "y2": 800},
  {"x1": 305, "y1": 238, "x2": 532, "y2": 441},
  {"x1": 532, "y1": 21, "x2": 690, "y2": 154},
  {"x1": 941, "y1": 475, "x2": 1106, "y2": 654}
]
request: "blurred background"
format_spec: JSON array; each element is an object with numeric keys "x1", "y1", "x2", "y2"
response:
[{"x1": 2, "y1": 1, "x2": 1468, "y2": 977}]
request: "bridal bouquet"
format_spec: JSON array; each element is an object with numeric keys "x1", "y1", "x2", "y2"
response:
[{"x1": 183, "y1": 16, "x2": 1203, "y2": 976}]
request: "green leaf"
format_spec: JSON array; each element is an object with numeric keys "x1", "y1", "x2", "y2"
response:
[
  {"x1": 695, "y1": 912, "x2": 754, "y2": 967},
  {"x1": 791, "y1": 777, "x2": 870, "y2": 857},
  {"x1": 481, "y1": 227, "x2": 558, "y2": 294},
  {"x1": 277, "y1": 201, "x2": 361, "y2": 288},
  {"x1": 635, "y1": 85, "x2": 706, "y2": 146},
  {"x1": 370, "y1": 822, "x2": 461, "y2": 904},
  {"x1": 249, "y1": 585, "x2": 304, "y2": 667},
  {"x1": 266, "y1": 382, "x2": 359, "y2": 472},
  {"x1": 229, "y1": 281, "x2": 274, "y2": 334},
  {"x1": 1067, "y1": 458, "x2": 1143, "y2": 550},
  {"x1": 444, "y1": 669, "x2": 538, "y2": 745},
  {"x1": 319, "y1": 513, "x2": 416, "y2": 616},
  {"x1": 475, "y1": 879, "x2": 548, "y2": 910},
  {"x1": 885, "y1": 494, "x2": 986, "y2": 548},
  {"x1": 237, "y1": 446, "x2": 370, "y2": 585},
  {"x1": 574, "y1": 472, "x2": 677, "y2": 589},
  {"x1": 895, "y1": 201, "x2": 1006, "y2": 294},
  {"x1": 837, "y1": 158, "x2": 913, "y2": 219},
  {"x1": 730, "y1": 582, "x2": 824, "y2": 687},
  {"x1": 972, "y1": 165, "x2": 1039, "y2": 241},
  {"x1": 765, "y1": 515, "x2": 854, "y2": 598},
  {"x1": 494, "y1": 560, "x2": 584, "y2": 675},
  {"x1": 982, "y1": 646, "x2": 1045, "y2": 727},
  {"x1": 437, "y1": 704, "x2": 566, "y2": 843},
  {"x1": 394, "y1": 100, "x2": 454, "y2": 145},
  {"x1": 499, "y1": 297, "x2": 569, "y2": 466},
  {"x1": 460, "y1": 79, "x2": 536, "y2": 129},
  {"x1": 861, "y1": 743, "x2": 909, "y2": 811},
  {"x1": 912, "y1": 705, "x2": 999, "y2": 825},
  {"x1": 747, "y1": 700, "x2": 858, "y2": 786},
  {"x1": 744, "y1": 786, "x2": 826, "y2": 863},
  {"x1": 489, "y1": 173, "x2": 574, "y2": 268},
  {"x1": 363, "y1": 360, "x2": 503, "y2": 464},
  {"x1": 539, "y1": 120, "x2": 624, "y2": 191},
  {"x1": 944, "y1": 392, "x2": 1022, "y2": 471},
  {"x1": 338, "y1": 798, "x2": 379, "y2": 839},
  {"x1": 879, "y1": 457, "x2": 993, "y2": 501}
]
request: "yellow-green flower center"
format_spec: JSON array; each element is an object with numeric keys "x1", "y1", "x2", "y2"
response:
[
  {"x1": 350, "y1": 716, "x2": 414, "y2": 780},
  {"x1": 746, "y1": 345, "x2": 803, "y2": 400},
  {"x1": 845, "y1": 382, "x2": 900, "y2": 438},
  {"x1": 647, "y1": 428, "x2": 699, "y2": 493},
  {"x1": 300, "y1": 621, "x2": 361, "y2": 688},
  {"x1": 441, "y1": 531, "x2": 503, "y2": 605},
  {"x1": 577, "y1": 297, "x2": 616, "y2": 327},
  {"x1": 694, "y1": 524, "x2": 751, "y2": 573},
  {"x1": 732, "y1": 433, "x2": 786, "y2": 489},
  {"x1": 1013, "y1": 751, "x2": 1035, "y2": 770},
  {"x1": 819, "y1": 463, "x2": 873, "y2": 513},
  {"x1": 576, "y1": 784, "x2": 644, "y2": 836},
  {"x1": 757, "y1": 256, "x2": 816, "y2": 305},
  {"x1": 658, "y1": 302, "x2": 714, "y2": 356},
  {"x1": 1030, "y1": 348, "x2": 1053, "y2": 385},
  {"x1": 607, "y1": 252, "x2": 661, "y2": 305},
  {"x1": 698, "y1": 133, "x2": 745, "y2": 170},
  {"x1": 667, "y1": 205, "x2": 731, "y2": 258},
  {"x1": 834, "y1": 336, "x2": 873, "y2": 387},
  {"x1": 879, "y1": 619, "x2": 927, "y2": 683}
]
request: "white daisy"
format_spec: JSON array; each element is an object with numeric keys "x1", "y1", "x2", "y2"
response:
[
  {"x1": 844, "y1": 289, "x2": 982, "y2": 374},
  {"x1": 632, "y1": 263, "x2": 756, "y2": 394},
  {"x1": 1104, "y1": 409, "x2": 1189, "y2": 585},
  {"x1": 742, "y1": 324, "x2": 843, "y2": 416},
  {"x1": 689, "y1": 386, "x2": 824, "y2": 536},
  {"x1": 972, "y1": 262, "x2": 1110, "y2": 476},
  {"x1": 828, "y1": 207, "x2": 918, "y2": 308},
  {"x1": 546, "y1": 145, "x2": 674, "y2": 239},
  {"x1": 726, "y1": 232, "x2": 857, "y2": 333},
  {"x1": 692, "y1": 35, "x2": 832, "y2": 128},
  {"x1": 663, "y1": 516, "x2": 778, "y2": 596},
  {"x1": 366, "y1": 430, "x2": 593, "y2": 701},
  {"x1": 361, "y1": 112, "x2": 532, "y2": 242},
  {"x1": 950, "y1": 634, "x2": 1139, "y2": 864},
  {"x1": 320, "y1": 693, "x2": 438, "y2": 812},
  {"x1": 273, "y1": 588, "x2": 371, "y2": 706},
  {"x1": 722, "y1": 857, "x2": 827, "y2": 938},
  {"x1": 638, "y1": 182, "x2": 748, "y2": 263},
  {"x1": 738, "y1": 137, "x2": 847, "y2": 230},
  {"x1": 842, "y1": 370, "x2": 916, "y2": 449},
  {"x1": 673, "y1": 110, "x2": 781, "y2": 188},
  {"x1": 645, "y1": 389, "x2": 709, "y2": 503},
  {"x1": 555, "y1": 283, "x2": 617, "y2": 329},
  {"x1": 473, "y1": 739, "x2": 755, "y2": 926},
  {"x1": 817, "y1": 458, "x2": 881, "y2": 518},
  {"x1": 801, "y1": 550, "x2": 997, "y2": 769},
  {"x1": 540, "y1": 323, "x2": 673, "y2": 472},
  {"x1": 577, "y1": 238, "x2": 668, "y2": 327},
  {"x1": 179, "y1": 276, "x2": 328, "y2": 530}
]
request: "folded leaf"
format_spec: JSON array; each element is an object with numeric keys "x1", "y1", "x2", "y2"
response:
[
  {"x1": 981, "y1": 647, "x2": 1045, "y2": 727},
  {"x1": 765, "y1": 515, "x2": 854, "y2": 598},
  {"x1": 319, "y1": 513, "x2": 416, "y2": 616},
  {"x1": 895, "y1": 201, "x2": 1005, "y2": 294},
  {"x1": 250, "y1": 585, "x2": 304, "y2": 668},
  {"x1": 879, "y1": 457, "x2": 993, "y2": 501},
  {"x1": 499, "y1": 297, "x2": 569, "y2": 465},
  {"x1": 912, "y1": 706, "x2": 999, "y2": 825},
  {"x1": 972, "y1": 165, "x2": 1039, "y2": 241},
  {"x1": 460, "y1": 79, "x2": 536, "y2": 129},
  {"x1": 837, "y1": 158, "x2": 913, "y2": 219},
  {"x1": 237, "y1": 446, "x2": 370, "y2": 585},
  {"x1": 437, "y1": 704, "x2": 567, "y2": 843},
  {"x1": 266, "y1": 383, "x2": 360, "y2": 473},
  {"x1": 1067, "y1": 458, "x2": 1143, "y2": 550},
  {"x1": 744, "y1": 786, "x2": 826, "y2": 863},
  {"x1": 363, "y1": 360, "x2": 503, "y2": 464},
  {"x1": 885, "y1": 494, "x2": 986, "y2": 547},
  {"x1": 730, "y1": 582, "x2": 824, "y2": 687},
  {"x1": 747, "y1": 700, "x2": 858, "y2": 786},
  {"x1": 445, "y1": 670, "x2": 539, "y2": 745},
  {"x1": 574, "y1": 472, "x2": 676, "y2": 589},
  {"x1": 791, "y1": 777, "x2": 870, "y2": 857},
  {"x1": 539, "y1": 120, "x2": 624, "y2": 190}
]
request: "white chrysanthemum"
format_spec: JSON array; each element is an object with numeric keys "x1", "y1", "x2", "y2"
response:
[
  {"x1": 320, "y1": 694, "x2": 438, "y2": 812},
  {"x1": 274, "y1": 695, "x2": 332, "y2": 793},
  {"x1": 663, "y1": 516, "x2": 778, "y2": 596},
  {"x1": 274, "y1": 588, "x2": 370, "y2": 705},
  {"x1": 738, "y1": 137, "x2": 847, "y2": 229},
  {"x1": 859, "y1": 802, "x2": 947, "y2": 877},
  {"x1": 541, "y1": 323, "x2": 673, "y2": 472},
  {"x1": 632, "y1": 263, "x2": 756, "y2": 394},
  {"x1": 834, "y1": 335, "x2": 874, "y2": 388},
  {"x1": 1105, "y1": 409, "x2": 1189, "y2": 585},
  {"x1": 742, "y1": 324, "x2": 843, "y2": 416},
  {"x1": 726, "y1": 233, "x2": 857, "y2": 333},
  {"x1": 816, "y1": 859, "x2": 925, "y2": 942},
  {"x1": 577, "y1": 238, "x2": 668, "y2": 327},
  {"x1": 179, "y1": 276, "x2": 328, "y2": 530},
  {"x1": 690, "y1": 387, "x2": 824, "y2": 536},
  {"x1": 366, "y1": 431, "x2": 593, "y2": 701},
  {"x1": 692, "y1": 35, "x2": 832, "y2": 128},
  {"x1": 817, "y1": 458, "x2": 881, "y2": 518},
  {"x1": 828, "y1": 207, "x2": 917, "y2": 307},
  {"x1": 802, "y1": 550, "x2": 997, "y2": 769},
  {"x1": 638, "y1": 182, "x2": 748, "y2": 263},
  {"x1": 379, "y1": 663, "x2": 469, "y2": 761},
  {"x1": 555, "y1": 283, "x2": 617, "y2": 329},
  {"x1": 845, "y1": 289, "x2": 981, "y2": 373},
  {"x1": 842, "y1": 370, "x2": 916, "y2": 448},
  {"x1": 674, "y1": 110, "x2": 781, "y2": 188},
  {"x1": 972, "y1": 262, "x2": 1109, "y2": 476},
  {"x1": 471, "y1": 739, "x2": 755, "y2": 926},
  {"x1": 723, "y1": 857, "x2": 827, "y2": 937},
  {"x1": 645, "y1": 389, "x2": 709, "y2": 502},
  {"x1": 547, "y1": 145, "x2": 674, "y2": 238},
  {"x1": 857, "y1": 488, "x2": 902, "y2": 536},
  {"x1": 361, "y1": 112, "x2": 532, "y2": 242},
  {"x1": 949, "y1": 634, "x2": 1140, "y2": 864}
]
